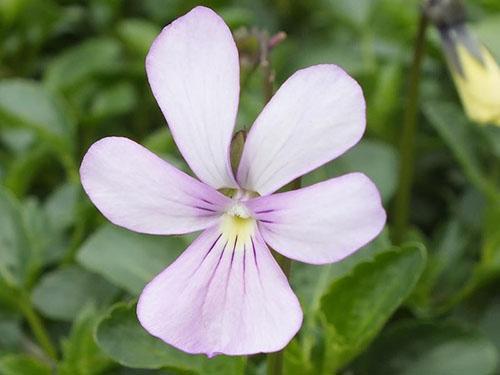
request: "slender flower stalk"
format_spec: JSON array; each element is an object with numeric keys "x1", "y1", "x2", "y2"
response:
[
  {"x1": 393, "y1": 13, "x2": 428, "y2": 245},
  {"x1": 17, "y1": 292, "x2": 58, "y2": 361},
  {"x1": 80, "y1": 7, "x2": 386, "y2": 357}
]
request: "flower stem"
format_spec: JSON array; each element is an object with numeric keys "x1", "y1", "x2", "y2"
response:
[
  {"x1": 392, "y1": 13, "x2": 428, "y2": 245},
  {"x1": 17, "y1": 291, "x2": 58, "y2": 361}
]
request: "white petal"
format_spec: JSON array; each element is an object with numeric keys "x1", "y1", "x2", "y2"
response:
[
  {"x1": 80, "y1": 137, "x2": 231, "y2": 235},
  {"x1": 137, "y1": 224, "x2": 302, "y2": 356},
  {"x1": 238, "y1": 64, "x2": 365, "y2": 195},
  {"x1": 146, "y1": 6, "x2": 240, "y2": 189},
  {"x1": 247, "y1": 173, "x2": 386, "y2": 264}
]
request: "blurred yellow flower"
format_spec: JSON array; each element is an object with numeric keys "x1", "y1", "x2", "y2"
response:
[
  {"x1": 451, "y1": 43, "x2": 500, "y2": 126},
  {"x1": 424, "y1": 0, "x2": 500, "y2": 126}
]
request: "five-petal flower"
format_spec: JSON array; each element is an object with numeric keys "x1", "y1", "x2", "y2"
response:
[{"x1": 80, "y1": 6, "x2": 386, "y2": 357}]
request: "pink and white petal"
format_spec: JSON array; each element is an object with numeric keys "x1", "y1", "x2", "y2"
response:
[
  {"x1": 247, "y1": 173, "x2": 386, "y2": 265},
  {"x1": 237, "y1": 64, "x2": 365, "y2": 195},
  {"x1": 137, "y1": 225, "x2": 303, "y2": 356},
  {"x1": 80, "y1": 137, "x2": 231, "y2": 235},
  {"x1": 146, "y1": 6, "x2": 239, "y2": 190}
]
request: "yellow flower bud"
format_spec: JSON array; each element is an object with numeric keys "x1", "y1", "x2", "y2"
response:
[{"x1": 451, "y1": 43, "x2": 500, "y2": 126}]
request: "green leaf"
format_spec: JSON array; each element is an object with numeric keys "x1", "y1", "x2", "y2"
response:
[
  {"x1": 303, "y1": 139, "x2": 398, "y2": 202},
  {"x1": 44, "y1": 38, "x2": 122, "y2": 92},
  {"x1": 32, "y1": 265, "x2": 119, "y2": 321},
  {"x1": 0, "y1": 188, "x2": 31, "y2": 288},
  {"x1": 319, "y1": 243, "x2": 427, "y2": 372},
  {"x1": 77, "y1": 224, "x2": 187, "y2": 295},
  {"x1": 43, "y1": 182, "x2": 80, "y2": 234},
  {"x1": 0, "y1": 354, "x2": 51, "y2": 375},
  {"x1": 58, "y1": 306, "x2": 112, "y2": 375},
  {"x1": 288, "y1": 231, "x2": 391, "y2": 372},
  {"x1": 95, "y1": 302, "x2": 245, "y2": 373},
  {"x1": 116, "y1": 19, "x2": 160, "y2": 57},
  {"x1": 474, "y1": 14, "x2": 500, "y2": 60},
  {"x1": 409, "y1": 220, "x2": 473, "y2": 316},
  {"x1": 89, "y1": 81, "x2": 138, "y2": 121},
  {"x1": 0, "y1": 80, "x2": 75, "y2": 155},
  {"x1": 482, "y1": 202, "x2": 500, "y2": 271},
  {"x1": 0, "y1": 312, "x2": 22, "y2": 354},
  {"x1": 423, "y1": 100, "x2": 498, "y2": 200},
  {"x1": 356, "y1": 321, "x2": 498, "y2": 375}
]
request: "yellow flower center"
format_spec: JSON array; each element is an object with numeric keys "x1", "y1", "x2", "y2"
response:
[{"x1": 220, "y1": 203, "x2": 256, "y2": 250}]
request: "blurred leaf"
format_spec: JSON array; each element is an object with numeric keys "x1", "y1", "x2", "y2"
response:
[
  {"x1": 77, "y1": 224, "x2": 187, "y2": 295},
  {"x1": 0, "y1": 79, "x2": 75, "y2": 154},
  {"x1": 303, "y1": 139, "x2": 399, "y2": 202},
  {"x1": 43, "y1": 182, "x2": 80, "y2": 234},
  {"x1": 0, "y1": 187, "x2": 30, "y2": 288},
  {"x1": 0, "y1": 128, "x2": 34, "y2": 154},
  {"x1": 90, "y1": 81, "x2": 138, "y2": 121},
  {"x1": 0, "y1": 354, "x2": 51, "y2": 375},
  {"x1": 482, "y1": 203, "x2": 500, "y2": 271},
  {"x1": 116, "y1": 19, "x2": 159, "y2": 57},
  {"x1": 32, "y1": 265, "x2": 119, "y2": 322},
  {"x1": 3, "y1": 145, "x2": 52, "y2": 197},
  {"x1": 58, "y1": 306, "x2": 112, "y2": 375},
  {"x1": 356, "y1": 321, "x2": 498, "y2": 375},
  {"x1": 44, "y1": 38, "x2": 122, "y2": 92},
  {"x1": 0, "y1": 312, "x2": 22, "y2": 354},
  {"x1": 423, "y1": 100, "x2": 497, "y2": 199},
  {"x1": 95, "y1": 302, "x2": 245, "y2": 373},
  {"x1": 320, "y1": 243, "x2": 426, "y2": 372},
  {"x1": 457, "y1": 285, "x2": 500, "y2": 363},
  {"x1": 474, "y1": 14, "x2": 500, "y2": 60},
  {"x1": 410, "y1": 220, "x2": 473, "y2": 316},
  {"x1": 324, "y1": 0, "x2": 373, "y2": 29}
]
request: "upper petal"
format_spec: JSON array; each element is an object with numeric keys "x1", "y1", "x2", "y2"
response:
[
  {"x1": 247, "y1": 173, "x2": 386, "y2": 264},
  {"x1": 137, "y1": 224, "x2": 302, "y2": 356},
  {"x1": 80, "y1": 137, "x2": 231, "y2": 235},
  {"x1": 146, "y1": 6, "x2": 239, "y2": 189},
  {"x1": 237, "y1": 64, "x2": 365, "y2": 195}
]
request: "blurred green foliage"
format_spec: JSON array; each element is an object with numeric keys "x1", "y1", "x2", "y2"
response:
[{"x1": 1, "y1": 0, "x2": 500, "y2": 374}]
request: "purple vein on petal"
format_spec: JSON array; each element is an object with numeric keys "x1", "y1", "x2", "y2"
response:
[
  {"x1": 225, "y1": 235, "x2": 238, "y2": 295},
  {"x1": 193, "y1": 233, "x2": 223, "y2": 275},
  {"x1": 242, "y1": 243, "x2": 247, "y2": 295},
  {"x1": 254, "y1": 209, "x2": 276, "y2": 214},
  {"x1": 194, "y1": 206, "x2": 217, "y2": 213},
  {"x1": 259, "y1": 219, "x2": 275, "y2": 224},
  {"x1": 207, "y1": 240, "x2": 228, "y2": 287},
  {"x1": 250, "y1": 237, "x2": 260, "y2": 274},
  {"x1": 200, "y1": 198, "x2": 216, "y2": 206}
]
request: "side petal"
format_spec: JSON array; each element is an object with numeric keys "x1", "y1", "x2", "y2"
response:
[
  {"x1": 237, "y1": 64, "x2": 365, "y2": 195},
  {"x1": 80, "y1": 137, "x2": 231, "y2": 235},
  {"x1": 146, "y1": 6, "x2": 239, "y2": 189},
  {"x1": 247, "y1": 173, "x2": 386, "y2": 265},
  {"x1": 137, "y1": 225, "x2": 303, "y2": 356}
]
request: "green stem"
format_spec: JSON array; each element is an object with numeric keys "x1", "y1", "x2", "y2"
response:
[
  {"x1": 17, "y1": 292, "x2": 58, "y2": 361},
  {"x1": 392, "y1": 13, "x2": 428, "y2": 245}
]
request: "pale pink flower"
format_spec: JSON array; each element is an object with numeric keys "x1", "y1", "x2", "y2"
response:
[{"x1": 80, "y1": 6, "x2": 386, "y2": 357}]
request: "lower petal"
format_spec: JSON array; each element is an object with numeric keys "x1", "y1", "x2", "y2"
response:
[{"x1": 137, "y1": 224, "x2": 303, "y2": 356}]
